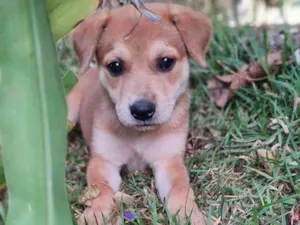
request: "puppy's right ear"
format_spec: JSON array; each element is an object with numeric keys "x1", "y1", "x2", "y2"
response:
[{"x1": 70, "y1": 10, "x2": 109, "y2": 73}]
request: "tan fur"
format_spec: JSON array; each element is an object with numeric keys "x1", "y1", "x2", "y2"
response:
[{"x1": 67, "y1": 3, "x2": 212, "y2": 225}]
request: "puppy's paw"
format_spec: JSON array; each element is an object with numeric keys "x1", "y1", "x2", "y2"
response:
[
  {"x1": 172, "y1": 201, "x2": 206, "y2": 225},
  {"x1": 78, "y1": 207, "x2": 121, "y2": 225},
  {"x1": 78, "y1": 207, "x2": 106, "y2": 225},
  {"x1": 187, "y1": 206, "x2": 206, "y2": 225}
]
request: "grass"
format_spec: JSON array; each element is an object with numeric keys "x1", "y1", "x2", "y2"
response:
[
  {"x1": 1, "y1": 11, "x2": 300, "y2": 225},
  {"x1": 61, "y1": 20, "x2": 300, "y2": 225}
]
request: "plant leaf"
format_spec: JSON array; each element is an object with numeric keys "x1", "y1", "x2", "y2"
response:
[
  {"x1": 0, "y1": 151, "x2": 6, "y2": 188},
  {"x1": 62, "y1": 70, "x2": 78, "y2": 94},
  {"x1": 47, "y1": 0, "x2": 96, "y2": 40},
  {"x1": 0, "y1": 0, "x2": 73, "y2": 224}
]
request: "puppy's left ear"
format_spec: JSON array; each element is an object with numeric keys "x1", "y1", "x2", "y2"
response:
[{"x1": 170, "y1": 5, "x2": 212, "y2": 67}]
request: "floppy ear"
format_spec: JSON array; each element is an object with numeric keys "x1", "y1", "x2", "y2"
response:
[
  {"x1": 170, "y1": 5, "x2": 212, "y2": 67},
  {"x1": 70, "y1": 10, "x2": 109, "y2": 73}
]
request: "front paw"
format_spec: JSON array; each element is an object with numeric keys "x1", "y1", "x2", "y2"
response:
[
  {"x1": 169, "y1": 199, "x2": 206, "y2": 225},
  {"x1": 187, "y1": 205, "x2": 206, "y2": 225},
  {"x1": 78, "y1": 207, "x2": 106, "y2": 225},
  {"x1": 78, "y1": 206, "x2": 121, "y2": 225}
]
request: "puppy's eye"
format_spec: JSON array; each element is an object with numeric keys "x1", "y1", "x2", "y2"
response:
[
  {"x1": 107, "y1": 61, "x2": 124, "y2": 76},
  {"x1": 157, "y1": 57, "x2": 175, "y2": 72}
]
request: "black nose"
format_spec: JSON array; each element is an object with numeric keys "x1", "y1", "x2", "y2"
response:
[{"x1": 130, "y1": 99, "x2": 156, "y2": 121}]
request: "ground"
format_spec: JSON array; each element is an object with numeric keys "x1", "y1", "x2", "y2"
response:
[{"x1": 60, "y1": 21, "x2": 300, "y2": 225}]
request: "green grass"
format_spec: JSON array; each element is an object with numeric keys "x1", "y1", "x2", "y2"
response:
[{"x1": 62, "y1": 21, "x2": 300, "y2": 225}]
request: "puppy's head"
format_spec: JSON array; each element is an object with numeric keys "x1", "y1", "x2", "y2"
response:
[{"x1": 71, "y1": 3, "x2": 212, "y2": 131}]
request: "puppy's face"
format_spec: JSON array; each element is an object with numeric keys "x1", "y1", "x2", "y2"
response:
[
  {"x1": 71, "y1": 4, "x2": 212, "y2": 130},
  {"x1": 97, "y1": 14, "x2": 190, "y2": 130}
]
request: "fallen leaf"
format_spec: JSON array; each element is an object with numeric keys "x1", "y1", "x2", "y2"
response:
[
  {"x1": 278, "y1": 119, "x2": 289, "y2": 134},
  {"x1": 233, "y1": 202, "x2": 245, "y2": 214},
  {"x1": 257, "y1": 149, "x2": 275, "y2": 159},
  {"x1": 212, "y1": 217, "x2": 222, "y2": 225},
  {"x1": 186, "y1": 131, "x2": 202, "y2": 151},
  {"x1": 268, "y1": 117, "x2": 290, "y2": 134},
  {"x1": 291, "y1": 204, "x2": 300, "y2": 223},
  {"x1": 207, "y1": 51, "x2": 293, "y2": 107},
  {"x1": 209, "y1": 128, "x2": 221, "y2": 138},
  {"x1": 256, "y1": 148, "x2": 276, "y2": 174},
  {"x1": 238, "y1": 155, "x2": 250, "y2": 161},
  {"x1": 113, "y1": 191, "x2": 135, "y2": 206},
  {"x1": 78, "y1": 184, "x2": 101, "y2": 205},
  {"x1": 215, "y1": 75, "x2": 234, "y2": 83}
]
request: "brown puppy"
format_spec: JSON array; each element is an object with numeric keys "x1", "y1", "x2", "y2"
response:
[{"x1": 67, "y1": 3, "x2": 212, "y2": 225}]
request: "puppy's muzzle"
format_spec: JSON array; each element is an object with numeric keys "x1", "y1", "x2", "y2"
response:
[{"x1": 130, "y1": 99, "x2": 156, "y2": 121}]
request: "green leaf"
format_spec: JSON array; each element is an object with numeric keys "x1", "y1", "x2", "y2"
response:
[
  {"x1": 0, "y1": 151, "x2": 5, "y2": 187},
  {"x1": 47, "y1": 0, "x2": 96, "y2": 40},
  {"x1": 63, "y1": 70, "x2": 78, "y2": 94},
  {"x1": 0, "y1": 0, "x2": 73, "y2": 224}
]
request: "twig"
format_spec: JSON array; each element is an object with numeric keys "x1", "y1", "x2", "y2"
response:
[{"x1": 130, "y1": 0, "x2": 160, "y2": 23}]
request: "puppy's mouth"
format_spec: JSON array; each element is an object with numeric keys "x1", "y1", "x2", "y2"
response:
[{"x1": 134, "y1": 123, "x2": 158, "y2": 131}]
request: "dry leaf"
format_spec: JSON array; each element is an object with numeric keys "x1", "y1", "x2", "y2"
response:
[
  {"x1": 113, "y1": 191, "x2": 135, "y2": 206},
  {"x1": 257, "y1": 149, "x2": 275, "y2": 159},
  {"x1": 277, "y1": 119, "x2": 289, "y2": 134},
  {"x1": 78, "y1": 184, "x2": 101, "y2": 205},
  {"x1": 208, "y1": 51, "x2": 293, "y2": 107},
  {"x1": 233, "y1": 202, "x2": 245, "y2": 214},
  {"x1": 106, "y1": 191, "x2": 135, "y2": 224},
  {"x1": 291, "y1": 205, "x2": 300, "y2": 223},
  {"x1": 268, "y1": 117, "x2": 289, "y2": 134},
  {"x1": 215, "y1": 75, "x2": 234, "y2": 83},
  {"x1": 212, "y1": 217, "x2": 222, "y2": 225},
  {"x1": 256, "y1": 148, "x2": 276, "y2": 174},
  {"x1": 186, "y1": 131, "x2": 202, "y2": 151},
  {"x1": 209, "y1": 128, "x2": 221, "y2": 138},
  {"x1": 238, "y1": 155, "x2": 250, "y2": 161}
]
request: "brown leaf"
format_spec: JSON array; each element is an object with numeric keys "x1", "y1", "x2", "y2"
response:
[
  {"x1": 207, "y1": 77, "x2": 233, "y2": 107},
  {"x1": 207, "y1": 51, "x2": 293, "y2": 107},
  {"x1": 212, "y1": 217, "x2": 222, "y2": 225},
  {"x1": 186, "y1": 131, "x2": 201, "y2": 151},
  {"x1": 230, "y1": 71, "x2": 250, "y2": 90},
  {"x1": 209, "y1": 128, "x2": 221, "y2": 138},
  {"x1": 215, "y1": 75, "x2": 234, "y2": 83},
  {"x1": 256, "y1": 148, "x2": 276, "y2": 174},
  {"x1": 291, "y1": 204, "x2": 300, "y2": 222},
  {"x1": 266, "y1": 51, "x2": 285, "y2": 66},
  {"x1": 113, "y1": 191, "x2": 135, "y2": 206},
  {"x1": 257, "y1": 149, "x2": 275, "y2": 159},
  {"x1": 78, "y1": 184, "x2": 101, "y2": 205},
  {"x1": 213, "y1": 88, "x2": 233, "y2": 108},
  {"x1": 207, "y1": 77, "x2": 227, "y2": 89},
  {"x1": 269, "y1": 117, "x2": 290, "y2": 134}
]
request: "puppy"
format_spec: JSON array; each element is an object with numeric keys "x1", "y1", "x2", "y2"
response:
[{"x1": 67, "y1": 3, "x2": 212, "y2": 225}]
